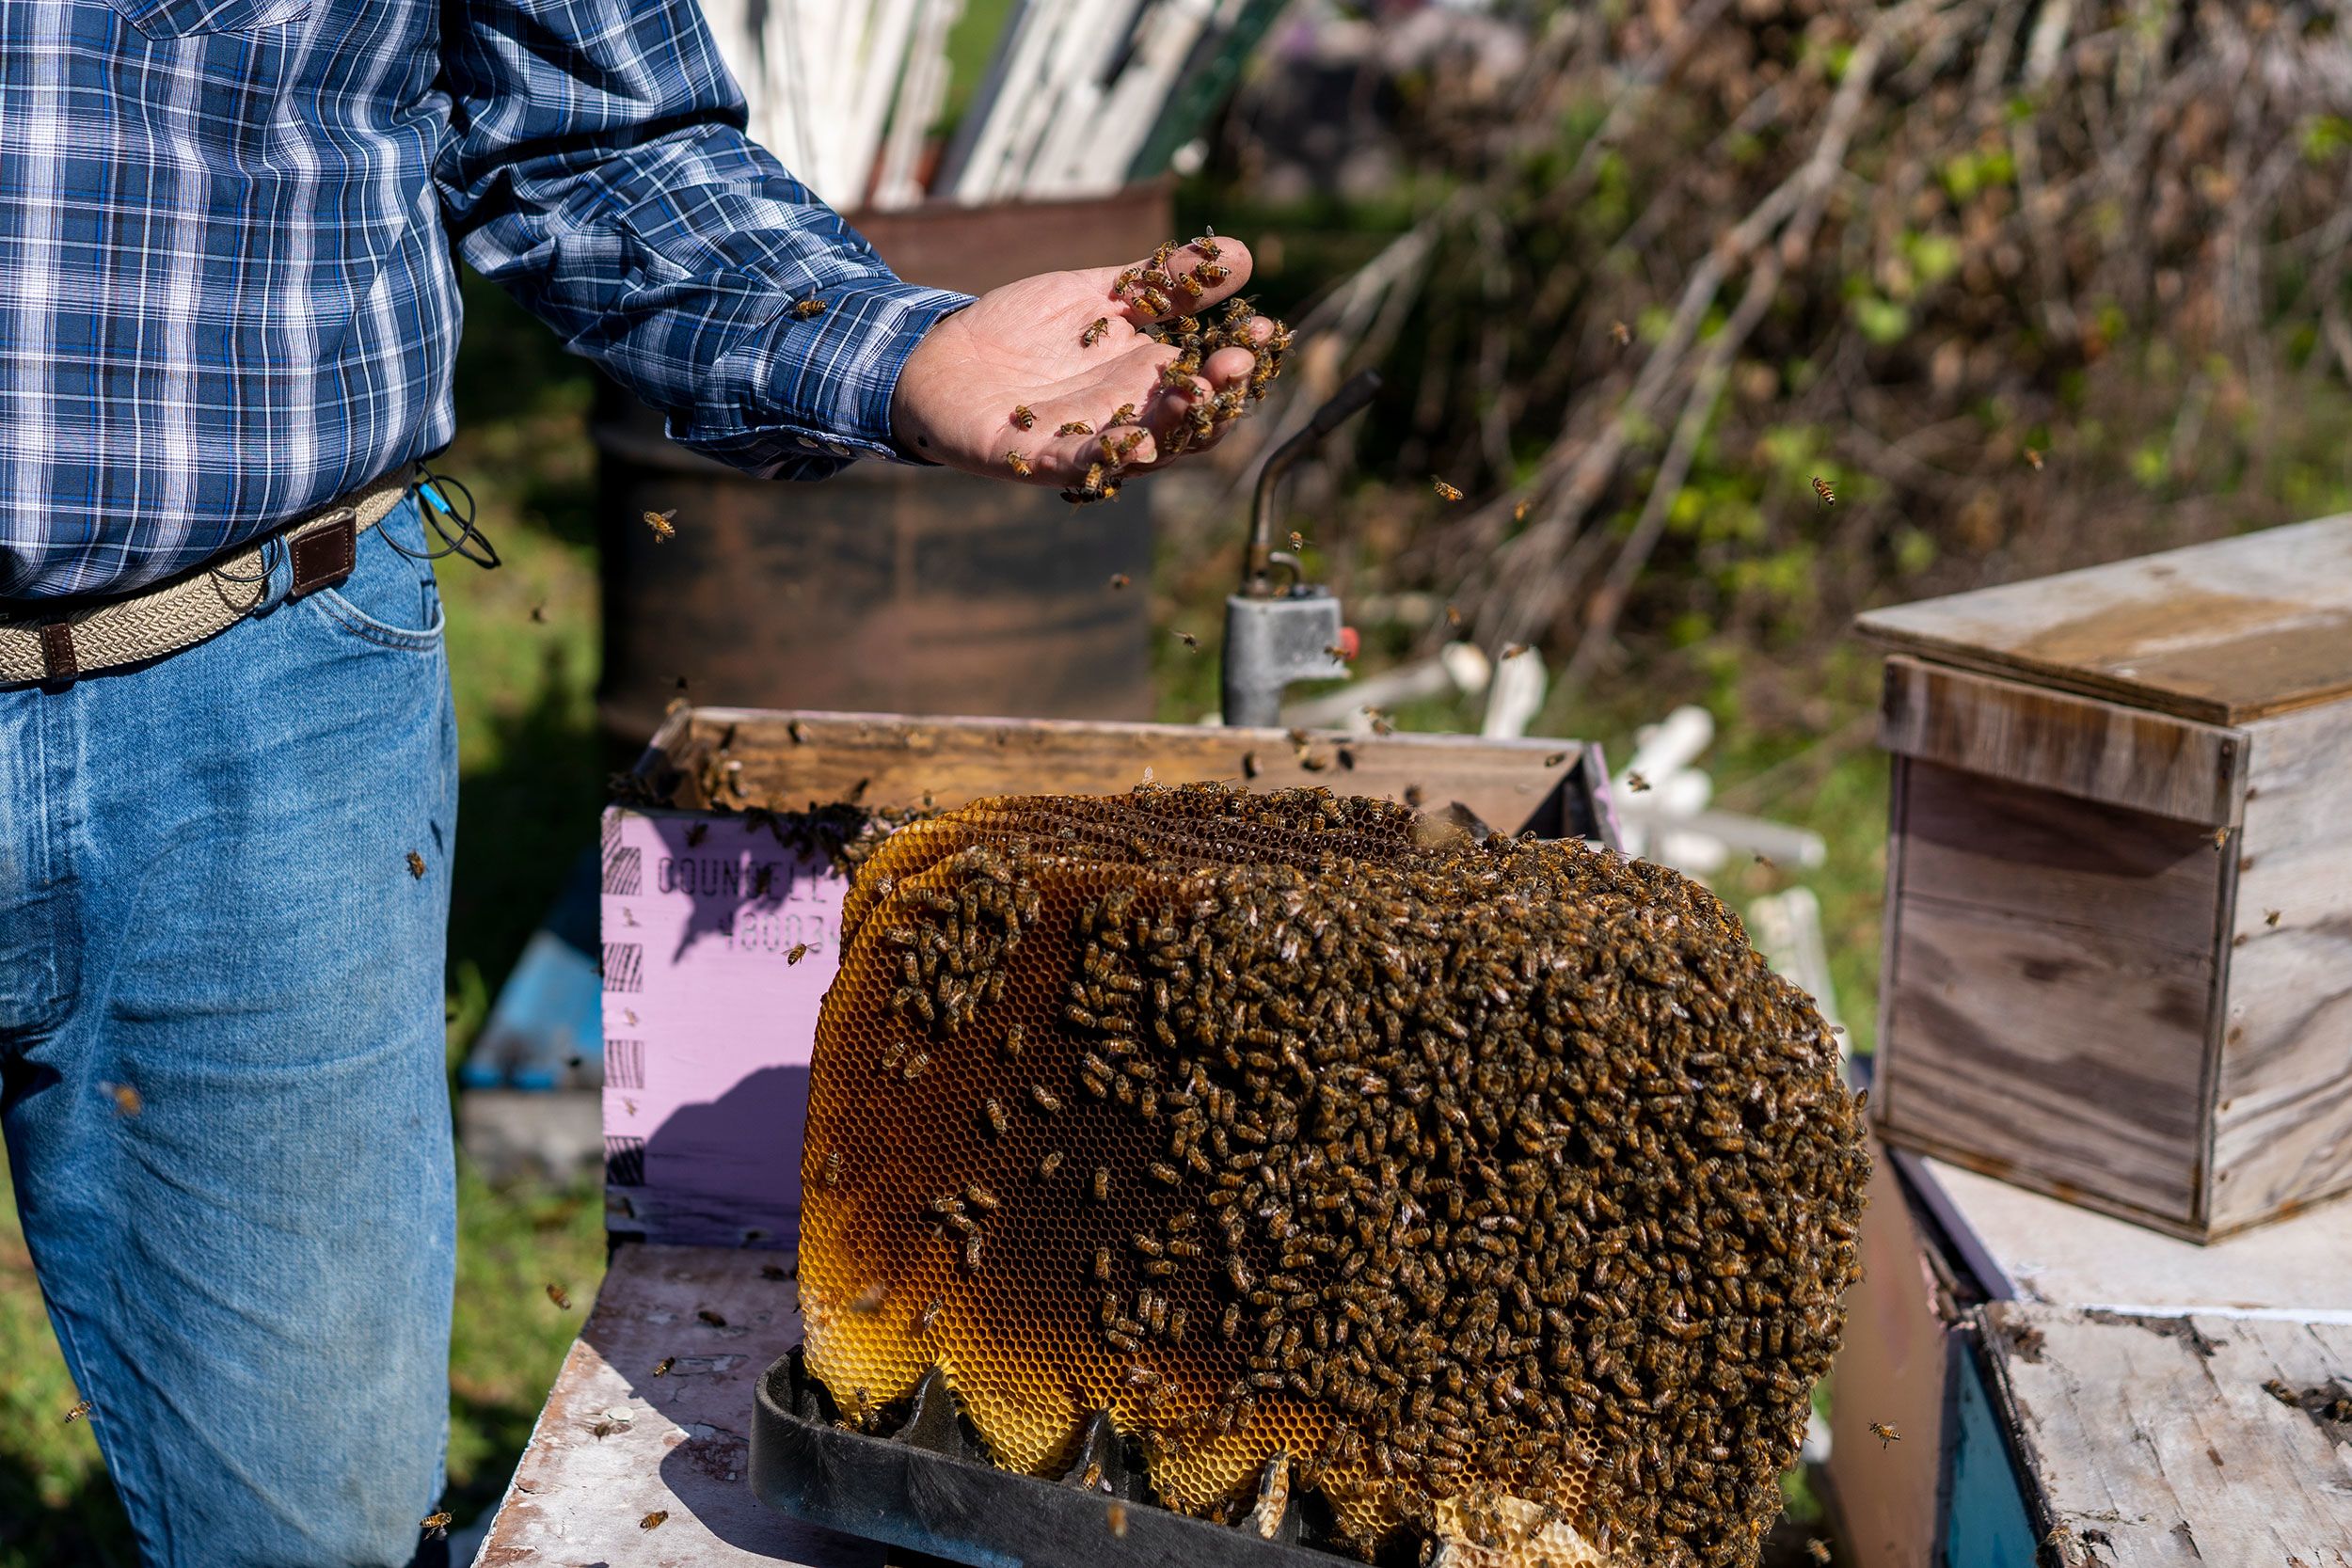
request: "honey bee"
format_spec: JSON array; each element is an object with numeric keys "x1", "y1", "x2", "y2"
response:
[
  {"x1": 1288, "y1": 531, "x2": 1307, "y2": 551},
  {"x1": 698, "y1": 1308, "x2": 727, "y2": 1327},
  {"x1": 1108, "y1": 403, "x2": 1138, "y2": 426},
  {"x1": 643, "y1": 509, "x2": 677, "y2": 541},
  {"x1": 850, "y1": 1283, "x2": 887, "y2": 1314},
  {"x1": 761, "y1": 1262, "x2": 793, "y2": 1281},
  {"x1": 1106, "y1": 1501, "x2": 1128, "y2": 1537},
  {"x1": 1502, "y1": 642, "x2": 1530, "y2": 659},
  {"x1": 1626, "y1": 770, "x2": 1651, "y2": 792},
  {"x1": 1109, "y1": 573, "x2": 1131, "y2": 591},
  {"x1": 1811, "y1": 475, "x2": 1836, "y2": 508},
  {"x1": 2211, "y1": 825, "x2": 2231, "y2": 851},
  {"x1": 1039, "y1": 1149, "x2": 1064, "y2": 1179},
  {"x1": 530, "y1": 603, "x2": 547, "y2": 622},
  {"x1": 62, "y1": 1399, "x2": 91, "y2": 1424},
  {"x1": 962, "y1": 1234, "x2": 984, "y2": 1275},
  {"x1": 2024, "y1": 447, "x2": 2044, "y2": 470},
  {"x1": 1092, "y1": 1166, "x2": 1111, "y2": 1202},
  {"x1": 546, "y1": 1282, "x2": 572, "y2": 1310},
  {"x1": 1867, "y1": 1420, "x2": 1899, "y2": 1448},
  {"x1": 1514, "y1": 499, "x2": 1530, "y2": 522},
  {"x1": 1081, "y1": 317, "x2": 1111, "y2": 348},
  {"x1": 981, "y1": 1097, "x2": 1007, "y2": 1137},
  {"x1": 1544, "y1": 752, "x2": 1565, "y2": 767},
  {"x1": 1011, "y1": 405, "x2": 1036, "y2": 430},
  {"x1": 2265, "y1": 909, "x2": 2282, "y2": 927},
  {"x1": 1196, "y1": 261, "x2": 1230, "y2": 288},
  {"x1": 686, "y1": 822, "x2": 708, "y2": 847},
  {"x1": 421, "y1": 1511, "x2": 453, "y2": 1539},
  {"x1": 1610, "y1": 320, "x2": 1632, "y2": 347},
  {"x1": 1173, "y1": 630, "x2": 1199, "y2": 651},
  {"x1": 406, "y1": 850, "x2": 426, "y2": 879},
  {"x1": 653, "y1": 1356, "x2": 675, "y2": 1377},
  {"x1": 916, "y1": 1298, "x2": 945, "y2": 1335},
  {"x1": 1004, "y1": 450, "x2": 1033, "y2": 477},
  {"x1": 1058, "y1": 420, "x2": 1093, "y2": 436},
  {"x1": 1428, "y1": 477, "x2": 1464, "y2": 502},
  {"x1": 820, "y1": 1148, "x2": 842, "y2": 1188},
  {"x1": 1324, "y1": 644, "x2": 1354, "y2": 661},
  {"x1": 1002, "y1": 1023, "x2": 1025, "y2": 1059},
  {"x1": 793, "y1": 297, "x2": 825, "y2": 319},
  {"x1": 641, "y1": 1510, "x2": 670, "y2": 1530},
  {"x1": 788, "y1": 942, "x2": 811, "y2": 965},
  {"x1": 1804, "y1": 1541, "x2": 1830, "y2": 1563},
  {"x1": 99, "y1": 1081, "x2": 142, "y2": 1117}
]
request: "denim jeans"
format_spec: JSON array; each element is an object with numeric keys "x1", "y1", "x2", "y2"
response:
[{"x1": 0, "y1": 496, "x2": 459, "y2": 1567}]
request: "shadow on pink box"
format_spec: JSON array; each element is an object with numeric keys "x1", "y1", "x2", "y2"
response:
[{"x1": 599, "y1": 804, "x2": 846, "y2": 1252}]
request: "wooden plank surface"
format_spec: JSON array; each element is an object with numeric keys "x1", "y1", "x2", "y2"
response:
[
  {"x1": 1979, "y1": 1303, "x2": 2352, "y2": 1562},
  {"x1": 1878, "y1": 656, "x2": 2248, "y2": 826},
  {"x1": 2212, "y1": 702, "x2": 2352, "y2": 1232},
  {"x1": 1854, "y1": 515, "x2": 2352, "y2": 725},
  {"x1": 1920, "y1": 1158, "x2": 2352, "y2": 1317},
  {"x1": 477, "y1": 1243, "x2": 864, "y2": 1568},
  {"x1": 628, "y1": 707, "x2": 1613, "y2": 844},
  {"x1": 1878, "y1": 761, "x2": 2224, "y2": 1236}
]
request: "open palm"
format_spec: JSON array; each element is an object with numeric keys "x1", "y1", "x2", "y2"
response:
[{"x1": 889, "y1": 238, "x2": 1271, "y2": 491}]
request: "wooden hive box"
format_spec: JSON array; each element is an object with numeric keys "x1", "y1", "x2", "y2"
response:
[{"x1": 1856, "y1": 516, "x2": 2352, "y2": 1241}]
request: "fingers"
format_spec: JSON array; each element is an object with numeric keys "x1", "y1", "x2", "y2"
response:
[{"x1": 1095, "y1": 235, "x2": 1256, "y2": 326}]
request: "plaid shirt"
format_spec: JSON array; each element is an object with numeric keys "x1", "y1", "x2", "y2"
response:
[{"x1": 0, "y1": 0, "x2": 970, "y2": 600}]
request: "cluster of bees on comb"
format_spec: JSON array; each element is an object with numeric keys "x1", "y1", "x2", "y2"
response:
[
  {"x1": 1007, "y1": 231, "x2": 1291, "y2": 507},
  {"x1": 797, "y1": 785, "x2": 1867, "y2": 1568}
]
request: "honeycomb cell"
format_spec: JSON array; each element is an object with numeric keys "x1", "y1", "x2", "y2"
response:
[{"x1": 798, "y1": 786, "x2": 1867, "y2": 1568}]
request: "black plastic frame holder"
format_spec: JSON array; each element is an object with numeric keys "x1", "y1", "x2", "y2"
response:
[{"x1": 752, "y1": 1348, "x2": 1345, "y2": 1568}]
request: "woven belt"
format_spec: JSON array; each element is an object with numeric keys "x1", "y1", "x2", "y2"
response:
[{"x1": 0, "y1": 471, "x2": 415, "y2": 687}]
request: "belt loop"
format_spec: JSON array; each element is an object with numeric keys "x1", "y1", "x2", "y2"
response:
[{"x1": 39, "y1": 622, "x2": 76, "y2": 685}]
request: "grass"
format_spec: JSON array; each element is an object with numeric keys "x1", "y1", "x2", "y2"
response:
[{"x1": 1, "y1": 271, "x2": 1889, "y2": 1563}]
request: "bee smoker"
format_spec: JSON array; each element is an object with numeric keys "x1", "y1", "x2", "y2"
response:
[{"x1": 1221, "y1": 372, "x2": 1382, "y2": 728}]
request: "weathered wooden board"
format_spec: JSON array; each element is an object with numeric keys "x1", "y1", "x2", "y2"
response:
[
  {"x1": 1979, "y1": 1303, "x2": 2352, "y2": 1562},
  {"x1": 1856, "y1": 515, "x2": 2352, "y2": 725},
  {"x1": 1920, "y1": 1157, "x2": 2352, "y2": 1318},
  {"x1": 1878, "y1": 656, "x2": 2248, "y2": 827},
  {"x1": 477, "y1": 1243, "x2": 860, "y2": 1567},
  {"x1": 1825, "y1": 1154, "x2": 1955, "y2": 1568},
  {"x1": 1878, "y1": 759, "x2": 2225, "y2": 1236},
  {"x1": 630, "y1": 707, "x2": 1618, "y2": 844},
  {"x1": 2212, "y1": 700, "x2": 2352, "y2": 1232}
]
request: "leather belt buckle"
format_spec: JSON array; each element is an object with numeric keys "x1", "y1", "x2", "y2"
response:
[{"x1": 288, "y1": 514, "x2": 358, "y2": 601}]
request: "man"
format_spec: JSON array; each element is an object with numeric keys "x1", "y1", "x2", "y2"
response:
[{"x1": 0, "y1": 1, "x2": 1263, "y2": 1563}]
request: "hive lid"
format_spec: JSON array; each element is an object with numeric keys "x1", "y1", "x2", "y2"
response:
[{"x1": 1853, "y1": 515, "x2": 2352, "y2": 725}]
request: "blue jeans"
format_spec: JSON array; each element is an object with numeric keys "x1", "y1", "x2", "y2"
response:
[{"x1": 0, "y1": 497, "x2": 458, "y2": 1567}]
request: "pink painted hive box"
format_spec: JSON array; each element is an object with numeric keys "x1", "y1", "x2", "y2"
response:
[{"x1": 599, "y1": 706, "x2": 1618, "y2": 1250}]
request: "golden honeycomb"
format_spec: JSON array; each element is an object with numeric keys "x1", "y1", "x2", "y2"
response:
[{"x1": 798, "y1": 786, "x2": 1867, "y2": 1568}]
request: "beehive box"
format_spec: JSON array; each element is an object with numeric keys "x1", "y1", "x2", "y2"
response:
[
  {"x1": 599, "y1": 706, "x2": 1617, "y2": 1250},
  {"x1": 1856, "y1": 515, "x2": 2352, "y2": 1241}
]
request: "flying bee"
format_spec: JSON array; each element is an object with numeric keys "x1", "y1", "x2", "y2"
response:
[
  {"x1": 787, "y1": 942, "x2": 810, "y2": 965},
  {"x1": 1173, "y1": 630, "x2": 1199, "y2": 651},
  {"x1": 1011, "y1": 404, "x2": 1037, "y2": 430},
  {"x1": 62, "y1": 1399, "x2": 92, "y2": 1425},
  {"x1": 1059, "y1": 420, "x2": 1094, "y2": 436},
  {"x1": 2025, "y1": 447, "x2": 2044, "y2": 470},
  {"x1": 1811, "y1": 475, "x2": 1836, "y2": 508},
  {"x1": 1004, "y1": 451, "x2": 1033, "y2": 478},
  {"x1": 405, "y1": 850, "x2": 426, "y2": 879},
  {"x1": 1081, "y1": 317, "x2": 1111, "y2": 348},
  {"x1": 1625, "y1": 770, "x2": 1651, "y2": 792},
  {"x1": 99, "y1": 1081, "x2": 142, "y2": 1117},
  {"x1": 792, "y1": 296, "x2": 825, "y2": 319},
  {"x1": 1514, "y1": 499, "x2": 1530, "y2": 522},
  {"x1": 421, "y1": 1511, "x2": 453, "y2": 1539},
  {"x1": 546, "y1": 1282, "x2": 572, "y2": 1310},
  {"x1": 1610, "y1": 320, "x2": 1632, "y2": 347},
  {"x1": 1805, "y1": 1541, "x2": 1831, "y2": 1563},
  {"x1": 641, "y1": 1511, "x2": 669, "y2": 1531},
  {"x1": 643, "y1": 509, "x2": 677, "y2": 541},
  {"x1": 1867, "y1": 1421, "x2": 1900, "y2": 1448},
  {"x1": 1107, "y1": 1501, "x2": 1128, "y2": 1538},
  {"x1": 699, "y1": 1308, "x2": 727, "y2": 1327},
  {"x1": 850, "y1": 1283, "x2": 886, "y2": 1314},
  {"x1": 1108, "y1": 573, "x2": 1131, "y2": 591},
  {"x1": 2212, "y1": 825, "x2": 2232, "y2": 851},
  {"x1": 2266, "y1": 909, "x2": 2282, "y2": 927},
  {"x1": 1502, "y1": 643, "x2": 1530, "y2": 659},
  {"x1": 653, "y1": 1357, "x2": 675, "y2": 1377}
]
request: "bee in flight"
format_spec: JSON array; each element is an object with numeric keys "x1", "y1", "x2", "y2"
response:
[
  {"x1": 653, "y1": 1357, "x2": 675, "y2": 1377},
  {"x1": 420, "y1": 1511, "x2": 453, "y2": 1540},
  {"x1": 62, "y1": 1399, "x2": 92, "y2": 1425},
  {"x1": 643, "y1": 509, "x2": 677, "y2": 542},
  {"x1": 787, "y1": 942, "x2": 811, "y2": 965},
  {"x1": 99, "y1": 1081, "x2": 142, "y2": 1117},
  {"x1": 1173, "y1": 630, "x2": 1200, "y2": 651},
  {"x1": 1625, "y1": 770, "x2": 1651, "y2": 792},
  {"x1": 1811, "y1": 475, "x2": 1836, "y2": 508},
  {"x1": 1108, "y1": 573, "x2": 1130, "y2": 591},
  {"x1": 1868, "y1": 1420, "x2": 1900, "y2": 1448},
  {"x1": 2024, "y1": 446, "x2": 2044, "y2": 470},
  {"x1": 1432, "y1": 477, "x2": 1464, "y2": 502},
  {"x1": 1610, "y1": 320, "x2": 1632, "y2": 347},
  {"x1": 1501, "y1": 642, "x2": 1530, "y2": 659},
  {"x1": 1805, "y1": 1541, "x2": 1831, "y2": 1563},
  {"x1": 545, "y1": 1282, "x2": 571, "y2": 1310}
]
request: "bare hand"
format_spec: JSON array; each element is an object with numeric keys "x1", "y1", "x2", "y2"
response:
[{"x1": 889, "y1": 238, "x2": 1272, "y2": 490}]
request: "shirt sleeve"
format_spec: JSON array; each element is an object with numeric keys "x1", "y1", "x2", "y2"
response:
[{"x1": 433, "y1": 0, "x2": 972, "y2": 478}]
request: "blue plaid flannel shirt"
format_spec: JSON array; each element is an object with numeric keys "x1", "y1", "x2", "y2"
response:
[{"x1": 0, "y1": 0, "x2": 971, "y2": 600}]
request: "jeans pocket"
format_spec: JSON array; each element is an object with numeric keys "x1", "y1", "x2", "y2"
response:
[
  {"x1": 309, "y1": 500, "x2": 446, "y2": 655},
  {"x1": 105, "y1": 0, "x2": 314, "y2": 39}
]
